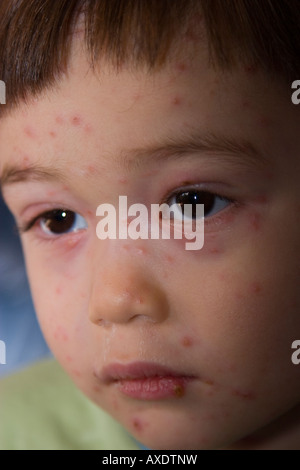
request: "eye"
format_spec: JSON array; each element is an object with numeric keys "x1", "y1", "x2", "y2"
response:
[
  {"x1": 166, "y1": 189, "x2": 232, "y2": 221},
  {"x1": 25, "y1": 209, "x2": 88, "y2": 236}
]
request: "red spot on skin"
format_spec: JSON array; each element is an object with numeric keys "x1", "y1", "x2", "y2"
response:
[
  {"x1": 232, "y1": 389, "x2": 256, "y2": 401},
  {"x1": 87, "y1": 164, "x2": 96, "y2": 174},
  {"x1": 53, "y1": 326, "x2": 69, "y2": 342},
  {"x1": 203, "y1": 378, "x2": 214, "y2": 386},
  {"x1": 71, "y1": 115, "x2": 83, "y2": 127},
  {"x1": 66, "y1": 355, "x2": 73, "y2": 363},
  {"x1": 72, "y1": 369, "x2": 82, "y2": 378},
  {"x1": 93, "y1": 385, "x2": 101, "y2": 393},
  {"x1": 47, "y1": 190, "x2": 55, "y2": 197},
  {"x1": 49, "y1": 131, "x2": 57, "y2": 138},
  {"x1": 181, "y1": 336, "x2": 193, "y2": 348},
  {"x1": 132, "y1": 418, "x2": 144, "y2": 433},
  {"x1": 209, "y1": 247, "x2": 221, "y2": 254},
  {"x1": 176, "y1": 62, "x2": 188, "y2": 72},
  {"x1": 22, "y1": 155, "x2": 30, "y2": 165},
  {"x1": 24, "y1": 126, "x2": 37, "y2": 139},
  {"x1": 165, "y1": 254, "x2": 175, "y2": 264},
  {"x1": 84, "y1": 124, "x2": 92, "y2": 134},
  {"x1": 56, "y1": 286, "x2": 62, "y2": 295},
  {"x1": 244, "y1": 64, "x2": 258, "y2": 74},
  {"x1": 249, "y1": 212, "x2": 261, "y2": 232},
  {"x1": 172, "y1": 96, "x2": 182, "y2": 106},
  {"x1": 118, "y1": 177, "x2": 128, "y2": 184},
  {"x1": 112, "y1": 398, "x2": 119, "y2": 411},
  {"x1": 249, "y1": 282, "x2": 263, "y2": 295},
  {"x1": 55, "y1": 115, "x2": 64, "y2": 124}
]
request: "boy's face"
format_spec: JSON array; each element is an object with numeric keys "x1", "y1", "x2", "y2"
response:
[{"x1": 1, "y1": 36, "x2": 300, "y2": 449}]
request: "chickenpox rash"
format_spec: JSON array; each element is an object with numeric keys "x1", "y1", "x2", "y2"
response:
[
  {"x1": 181, "y1": 336, "x2": 194, "y2": 348},
  {"x1": 49, "y1": 130, "x2": 57, "y2": 138},
  {"x1": 248, "y1": 212, "x2": 262, "y2": 232},
  {"x1": 71, "y1": 114, "x2": 83, "y2": 127},
  {"x1": 53, "y1": 326, "x2": 69, "y2": 342},
  {"x1": 232, "y1": 389, "x2": 257, "y2": 401},
  {"x1": 56, "y1": 286, "x2": 62, "y2": 295},
  {"x1": 132, "y1": 418, "x2": 145, "y2": 433},
  {"x1": 24, "y1": 126, "x2": 37, "y2": 139},
  {"x1": 249, "y1": 282, "x2": 263, "y2": 295},
  {"x1": 175, "y1": 62, "x2": 188, "y2": 73},
  {"x1": 172, "y1": 96, "x2": 183, "y2": 106}
]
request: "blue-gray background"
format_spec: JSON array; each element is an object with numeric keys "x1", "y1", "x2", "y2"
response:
[{"x1": 0, "y1": 195, "x2": 51, "y2": 377}]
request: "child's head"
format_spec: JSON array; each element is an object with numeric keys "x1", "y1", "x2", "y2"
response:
[{"x1": 1, "y1": 0, "x2": 300, "y2": 450}]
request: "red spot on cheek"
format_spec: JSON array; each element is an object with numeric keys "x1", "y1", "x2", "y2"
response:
[
  {"x1": 118, "y1": 178, "x2": 128, "y2": 184},
  {"x1": 66, "y1": 355, "x2": 73, "y2": 363},
  {"x1": 209, "y1": 247, "x2": 222, "y2": 255},
  {"x1": 172, "y1": 96, "x2": 183, "y2": 106},
  {"x1": 232, "y1": 389, "x2": 256, "y2": 401},
  {"x1": 249, "y1": 212, "x2": 261, "y2": 232},
  {"x1": 176, "y1": 62, "x2": 188, "y2": 72},
  {"x1": 53, "y1": 326, "x2": 69, "y2": 342},
  {"x1": 249, "y1": 282, "x2": 263, "y2": 295},
  {"x1": 72, "y1": 369, "x2": 82, "y2": 378},
  {"x1": 181, "y1": 336, "x2": 193, "y2": 348},
  {"x1": 56, "y1": 286, "x2": 62, "y2": 295},
  {"x1": 165, "y1": 254, "x2": 175, "y2": 264},
  {"x1": 49, "y1": 131, "x2": 57, "y2": 138}
]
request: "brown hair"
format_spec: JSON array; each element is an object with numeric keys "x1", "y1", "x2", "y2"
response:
[{"x1": 0, "y1": 0, "x2": 300, "y2": 114}]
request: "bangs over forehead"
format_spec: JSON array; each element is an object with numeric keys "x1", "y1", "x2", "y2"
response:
[{"x1": 0, "y1": 0, "x2": 300, "y2": 115}]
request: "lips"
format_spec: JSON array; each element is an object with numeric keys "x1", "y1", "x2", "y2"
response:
[{"x1": 99, "y1": 361, "x2": 195, "y2": 400}]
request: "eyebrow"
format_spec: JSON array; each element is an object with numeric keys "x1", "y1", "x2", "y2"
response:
[{"x1": 0, "y1": 130, "x2": 269, "y2": 189}]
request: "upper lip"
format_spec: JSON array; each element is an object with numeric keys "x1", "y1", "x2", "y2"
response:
[{"x1": 99, "y1": 361, "x2": 195, "y2": 384}]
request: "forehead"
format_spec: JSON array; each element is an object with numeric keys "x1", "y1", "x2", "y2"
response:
[{"x1": 0, "y1": 39, "x2": 293, "y2": 186}]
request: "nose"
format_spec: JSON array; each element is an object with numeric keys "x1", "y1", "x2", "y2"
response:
[{"x1": 88, "y1": 246, "x2": 169, "y2": 327}]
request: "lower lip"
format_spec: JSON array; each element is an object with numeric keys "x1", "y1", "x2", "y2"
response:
[{"x1": 116, "y1": 376, "x2": 190, "y2": 400}]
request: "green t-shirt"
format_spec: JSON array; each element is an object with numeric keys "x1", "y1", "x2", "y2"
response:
[{"x1": 0, "y1": 360, "x2": 140, "y2": 450}]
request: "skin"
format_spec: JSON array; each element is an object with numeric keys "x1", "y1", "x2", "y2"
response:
[{"x1": 0, "y1": 34, "x2": 300, "y2": 450}]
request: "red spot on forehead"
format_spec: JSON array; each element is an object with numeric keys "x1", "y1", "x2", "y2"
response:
[
  {"x1": 24, "y1": 126, "x2": 37, "y2": 139},
  {"x1": 71, "y1": 115, "x2": 83, "y2": 127},
  {"x1": 55, "y1": 115, "x2": 65, "y2": 125},
  {"x1": 176, "y1": 62, "x2": 188, "y2": 72}
]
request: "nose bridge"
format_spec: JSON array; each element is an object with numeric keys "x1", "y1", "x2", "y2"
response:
[{"x1": 88, "y1": 241, "x2": 169, "y2": 326}]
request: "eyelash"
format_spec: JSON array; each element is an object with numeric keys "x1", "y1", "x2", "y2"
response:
[{"x1": 18, "y1": 185, "x2": 238, "y2": 237}]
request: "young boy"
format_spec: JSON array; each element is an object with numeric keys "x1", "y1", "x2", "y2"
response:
[{"x1": 0, "y1": 0, "x2": 300, "y2": 450}]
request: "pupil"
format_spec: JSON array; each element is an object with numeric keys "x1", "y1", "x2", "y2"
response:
[
  {"x1": 44, "y1": 210, "x2": 75, "y2": 234},
  {"x1": 176, "y1": 191, "x2": 214, "y2": 218}
]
